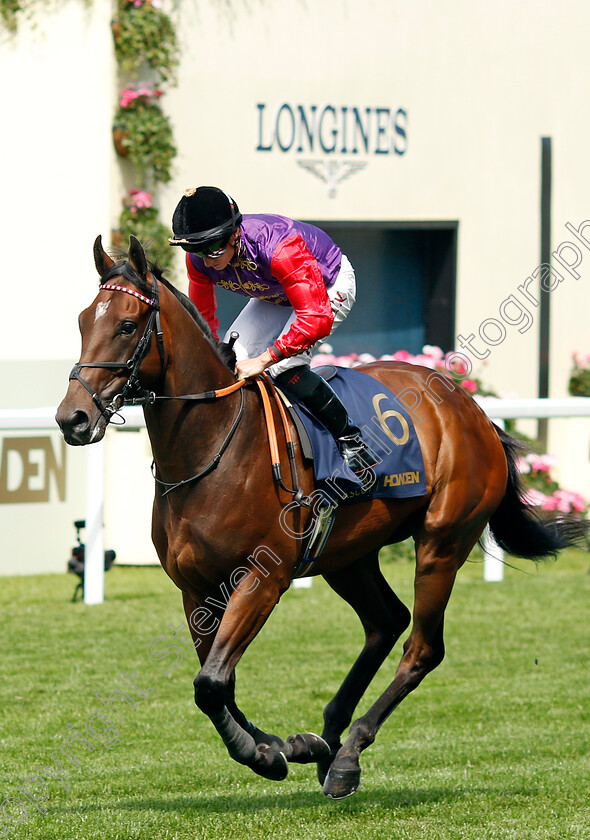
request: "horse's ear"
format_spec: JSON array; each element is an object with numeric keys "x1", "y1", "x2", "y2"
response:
[
  {"x1": 93, "y1": 235, "x2": 115, "y2": 279},
  {"x1": 128, "y1": 235, "x2": 148, "y2": 282}
]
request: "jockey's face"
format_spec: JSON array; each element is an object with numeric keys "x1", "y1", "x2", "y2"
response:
[
  {"x1": 202, "y1": 246, "x2": 234, "y2": 270},
  {"x1": 202, "y1": 229, "x2": 240, "y2": 271}
]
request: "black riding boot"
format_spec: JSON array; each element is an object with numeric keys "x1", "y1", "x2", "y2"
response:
[{"x1": 274, "y1": 367, "x2": 374, "y2": 476}]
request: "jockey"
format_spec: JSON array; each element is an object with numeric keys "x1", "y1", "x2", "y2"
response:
[{"x1": 169, "y1": 186, "x2": 373, "y2": 476}]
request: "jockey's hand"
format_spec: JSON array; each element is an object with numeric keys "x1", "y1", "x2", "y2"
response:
[{"x1": 235, "y1": 350, "x2": 273, "y2": 379}]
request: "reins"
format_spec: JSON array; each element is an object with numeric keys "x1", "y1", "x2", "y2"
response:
[{"x1": 70, "y1": 272, "x2": 307, "y2": 503}]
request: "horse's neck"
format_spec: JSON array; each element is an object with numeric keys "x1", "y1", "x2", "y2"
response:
[
  {"x1": 145, "y1": 286, "x2": 237, "y2": 468},
  {"x1": 160, "y1": 283, "x2": 233, "y2": 394}
]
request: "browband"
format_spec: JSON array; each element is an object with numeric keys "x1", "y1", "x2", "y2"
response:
[{"x1": 101, "y1": 283, "x2": 157, "y2": 308}]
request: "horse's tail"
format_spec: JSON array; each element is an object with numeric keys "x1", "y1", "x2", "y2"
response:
[{"x1": 488, "y1": 425, "x2": 590, "y2": 561}]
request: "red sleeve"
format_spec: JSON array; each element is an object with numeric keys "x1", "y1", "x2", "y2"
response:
[
  {"x1": 268, "y1": 235, "x2": 334, "y2": 360},
  {"x1": 186, "y1": 253, "x2": 220, "y2": 341}
]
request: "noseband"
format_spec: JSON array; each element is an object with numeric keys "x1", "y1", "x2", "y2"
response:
[{"x1": 68, "y1": 277, "x2": 165, "y2": 425}]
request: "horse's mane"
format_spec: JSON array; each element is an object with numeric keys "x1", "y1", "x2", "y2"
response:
[{"x1": 100, "y1": 258, "x2": 234, "y2": 370}]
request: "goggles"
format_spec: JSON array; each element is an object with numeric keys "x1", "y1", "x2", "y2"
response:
[{"x1": 169, "y1": 236, "x2": 228, "y2": 258}]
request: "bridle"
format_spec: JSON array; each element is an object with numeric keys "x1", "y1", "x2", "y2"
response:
[
  {"x1": 69, "y1": 278, "x2": 165, "y2": 425},
  {"x1": 68, "y1": 271, "x2": 247, "y2": 495}
]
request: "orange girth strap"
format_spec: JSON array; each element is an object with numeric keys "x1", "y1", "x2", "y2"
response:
[{"x1": 254, "y1": 374, "x2": 307, "y2": 506}]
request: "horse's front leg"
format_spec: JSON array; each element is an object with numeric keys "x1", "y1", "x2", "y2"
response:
[
  {"x1": 187, "y1": 576, "x2": 329, "y2": 780},
  {"x1": 183, "y1": 594, "x2": 289, "y2": 753},
  {"x1": 188, "y1": 579, "x2": 295, "y2": 780}
]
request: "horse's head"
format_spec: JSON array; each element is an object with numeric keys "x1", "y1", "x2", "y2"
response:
[{"x1": 56, "y1": 235, "x2": 164, "y2": 446}]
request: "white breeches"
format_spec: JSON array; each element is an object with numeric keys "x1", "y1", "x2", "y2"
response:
[{"x1": 223, "y1": 254, "x2": 356, "y2": 376}]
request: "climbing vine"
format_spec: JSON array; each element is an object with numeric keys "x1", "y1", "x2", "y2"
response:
[
  {"x1": 111, "y1": 0, "x2": 179, "y2": 273},
  {"x1": 1, "y1": 0, "x2": 179, "y2": 274}
]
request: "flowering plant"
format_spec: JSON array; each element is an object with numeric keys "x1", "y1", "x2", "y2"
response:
[
  {"x1": 311, "y1": 343, "x2": 496, "y2": 397},
  {"x1": 114, "y1": 190, "x2": 173, "y2": 272},
  {"x1": 112, "y1": 0, "x2": 178, "y2": 83},
  {"x1": 568, "y1": 352, "x2": 590, "y2": 397},
  {"x1": 519, "y1": 454, "x2": 588, "y2": 515},
  {"x1": 119, "y1": 83, "x2": 163, "y2": 109},
  {"x1": 113, "y1": 86, "x2": 176, "y2": 185}
]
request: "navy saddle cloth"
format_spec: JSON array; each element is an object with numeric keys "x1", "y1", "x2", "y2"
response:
[{"x1": 284, "y1": 366, "x2": 427, "y2": 505}]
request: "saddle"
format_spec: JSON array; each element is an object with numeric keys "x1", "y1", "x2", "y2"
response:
[{"x1": 255, "y1": 366, "x2": 427, "y2": 578}]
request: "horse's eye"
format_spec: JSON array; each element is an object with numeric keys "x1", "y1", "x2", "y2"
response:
[{"x1": 120, "y1": 321, "x2": 137, "y2": 336}]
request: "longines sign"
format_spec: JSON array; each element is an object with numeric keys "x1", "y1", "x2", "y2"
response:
[{"x1": 255, "y1": 102, "x2": 408, "y2": 197}]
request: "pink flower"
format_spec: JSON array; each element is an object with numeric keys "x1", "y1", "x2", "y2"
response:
[
  {"x1": 550, "y1": 489, "x2": 588, "y2": 513},
  {"x1": 445, "y1": 353, "x2": 470, "y2": 377},
  {"x1": 526, "y1": 453, "x2": 555, "y2": 473},
  {"x1": 120, "y1": 89, "x2": 139, "y2": 108},
  {"x1": 412, "y1": 354, "x2": 438, "y2": 370},
  {"x1": 129, "y1": 189, "x2": 153, "y2": 211},
  {"x1": 392, "y1": 350, "x2": 412, "y2": 362},
  {"x1": 311, "y1": 354, "x2": 337, "y2": 367},
  {"x1": 422, "y1": 344, "x2": 444, "y2": 362},
  {"x1": 461, "y1": 379, "x2": 478, "y2": 393}
]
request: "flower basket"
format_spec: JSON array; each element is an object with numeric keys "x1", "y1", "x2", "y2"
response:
[
  {"x1": 111, "y1": 0, "x2": 179, "y2": 84},
  {"x1": 113, "y1": 86, "x2": 176, "y2": 184},
  {"x1": 112, "y1": 127, "x2": 130, "y2": 157},
  {"x1": 115, "y1": 190, "x2": 174, "y2": 273}
]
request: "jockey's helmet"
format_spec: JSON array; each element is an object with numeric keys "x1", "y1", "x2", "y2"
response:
[{"x1": 169, "y1": 186, "x2": 242, "y2": 255}]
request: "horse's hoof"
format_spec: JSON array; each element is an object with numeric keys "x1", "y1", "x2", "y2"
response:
[
  {"x1": 322, "y1": 764, "x2": 362, "y2": 799},
  {"x1": 286, "y1": 732, "x2": 331, "y2": 764},
  {"x1": 250, "y1": 742, "x2": 289, "y2": 781},
  {"x1": 317, "y1": 740, "x2": 342, "y2": 786}
]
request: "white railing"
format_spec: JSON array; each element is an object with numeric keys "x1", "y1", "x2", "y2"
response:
[{"x1": 2, "y1": 398, "x2": 590, "y2": 602}]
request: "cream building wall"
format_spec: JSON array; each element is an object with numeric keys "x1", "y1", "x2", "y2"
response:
[
  {"x1": 1, "y1": 0, "x2": 589, "y2": 575},
  {"x1": 161, "y1": 0, "x2": 590, "y2": 495},
  {"x1": 0, "y1": 0, "x2": 115, "y2": 574}
]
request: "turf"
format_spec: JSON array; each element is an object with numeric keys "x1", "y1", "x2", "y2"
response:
[{"x1": 0, "y1": 547, "x2": 588, "y2": 839}]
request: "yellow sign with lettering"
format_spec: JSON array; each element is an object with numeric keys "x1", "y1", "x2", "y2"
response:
[{"x1": 0, "y1": 436, "x2": 66, "y2": 503}]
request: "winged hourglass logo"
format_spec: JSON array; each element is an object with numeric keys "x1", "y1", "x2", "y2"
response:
[{"x1": 297, "y1": 160, "x2": 368, "y2": 198}]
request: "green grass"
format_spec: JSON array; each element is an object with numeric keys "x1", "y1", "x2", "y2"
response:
[{"x1": 0, "y1": 548, "x2": 588, "y2": 839}]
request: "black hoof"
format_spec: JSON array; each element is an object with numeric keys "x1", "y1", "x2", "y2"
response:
[
  {"x1": 285, "y1": 732, "x2": 331, "y2": 764},
  {"x1": 322, "y1": 763, "x2": 361, "y2": 799},
  {"x1": 316, "y1": 740, "x2": 342, "y2": 786},
  {"x1": 249, "y1": 742, "x2": 289, "y2": 781}
]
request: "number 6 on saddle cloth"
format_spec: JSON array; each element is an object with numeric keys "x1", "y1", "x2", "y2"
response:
[{"x1": 269, "y1": 365, "x2": 427, "y2": 577}]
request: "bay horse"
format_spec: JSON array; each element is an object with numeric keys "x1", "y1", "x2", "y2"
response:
[{"x1": 56, "y1": 236, "x2": 588, "y2": 799}]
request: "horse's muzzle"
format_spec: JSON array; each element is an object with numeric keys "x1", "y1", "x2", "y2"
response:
[{"x1": 55, "y1": 402, "x2": 106, "y2": 446}]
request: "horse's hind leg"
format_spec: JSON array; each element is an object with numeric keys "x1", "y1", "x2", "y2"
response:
[
  {"x1": 312, "y1": 551, "x2": 411, "y2": 785},
  {"x1": 323, "y1": 529, "x2": 477, "y2": 799}
]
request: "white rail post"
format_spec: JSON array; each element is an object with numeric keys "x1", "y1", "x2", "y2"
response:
[
  {"x1": 483, "y1": 526, "x2": 504, "y2": 581},
  {"x1": 483, "y1": 416, "x2": 505, "y2": 581},
  {"x1": 84, "y1": 440, "x2": 105, "y2": 605}
]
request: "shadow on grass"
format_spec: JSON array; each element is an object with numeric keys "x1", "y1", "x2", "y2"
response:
[{"x1": 53, "y1": 785, "x2": 474, "y2": 817}]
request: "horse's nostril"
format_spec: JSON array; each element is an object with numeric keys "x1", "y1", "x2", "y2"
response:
[{"x1": 71, "y1": 410, "x2": 90, "y2": 433}]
